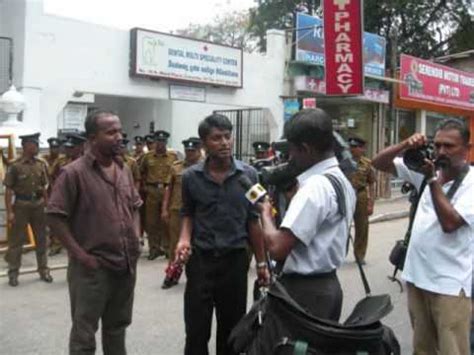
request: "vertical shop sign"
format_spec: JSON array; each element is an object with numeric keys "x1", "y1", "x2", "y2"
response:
[{"x1": 323, "y1": 0, "x2": 364, "y2": 95}]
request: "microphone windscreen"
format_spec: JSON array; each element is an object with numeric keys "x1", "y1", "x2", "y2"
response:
[{"x1": 238, "y1": 174, "x2": 253, "y2": 190}]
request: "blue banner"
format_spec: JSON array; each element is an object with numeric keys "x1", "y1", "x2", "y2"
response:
[
  {"x1": 284, "y1": 99, "x2": 300, "y2": 122},
  {"x1": 295, "y1": 13, "x2": 386, "y2": 77}
]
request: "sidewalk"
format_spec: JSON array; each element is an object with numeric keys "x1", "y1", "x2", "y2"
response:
[{"x1": 370, "y1": 193, "x2": 410, "y2": 224}]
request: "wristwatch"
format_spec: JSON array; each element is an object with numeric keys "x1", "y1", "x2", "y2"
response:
[{"x1": 256, "y1": 262, "x2": 267, "y2": 269}]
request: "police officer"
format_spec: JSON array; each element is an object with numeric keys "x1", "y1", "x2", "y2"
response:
[
  {"x1": 252, "y1": 141, "x2": 270, "y2": 161},
  {"x1": 121, "y1": 138, "x2": 141, "y2": 190},
  {"x1": 42, "y1": 138, "x2": 63, "y2": 178},
  {"x1": 140, "y1": 130, "x2": 178, "y2": 260},
  {"x1": 50, "y1": 133, "x2": 86, "y2": 185},
  {"x1": 160, "y1": 137, "x2": 202, "y2": 289},
  {"x1": 48, "y1": 133, "x2": 86, "y2": 256},
  {"x1": 4, "y1": 133, "x2": 52, "y2": 286},
  {"x1": 348, "y1": 135, "x2": 376, "y2": 264},
  {"x1": 132, "y1": 136, "x2": 146, "y2": 163},
  {"x1": 144, "y1": 134, "x2": 156, "y2": 153}
]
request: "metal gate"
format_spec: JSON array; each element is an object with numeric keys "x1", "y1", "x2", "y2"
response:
[{"x1": 213, "y1": 108, "x2": 270, "y2": 162}]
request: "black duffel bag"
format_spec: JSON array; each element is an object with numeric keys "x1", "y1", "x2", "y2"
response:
[{"x1": 229, "y1": 280, "x2": 399, "y2": 355}]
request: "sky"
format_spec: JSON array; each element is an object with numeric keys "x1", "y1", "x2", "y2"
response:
[{"x1": 43, "y1": 0, "x2": 257, "y2": 33}]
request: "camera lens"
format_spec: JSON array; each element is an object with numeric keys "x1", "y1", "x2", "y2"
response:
[{"x1": 403, "y1": 148, "x2": 428, "y2": 171}]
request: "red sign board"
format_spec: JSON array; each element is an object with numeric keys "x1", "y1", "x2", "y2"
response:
[
  {"x1": 400, "y1": 54, "x2": 474, "y2": 111},
  {"x1": 303, "y1": 98, "x2": 317, "y2": 108},
  {"x1": 323, "y1": 0, "x2": 364, "y2": 96}
]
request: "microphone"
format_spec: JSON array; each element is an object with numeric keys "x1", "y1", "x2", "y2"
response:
[{"x1": 238, "y1": 175, "x2": 268, "y2": 205}]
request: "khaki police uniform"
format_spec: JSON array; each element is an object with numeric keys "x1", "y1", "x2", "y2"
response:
[
  {"x1": 48, "y1": 155, "x2": 74, "y2": 254},
  {"x1": 4, "y1": 156, "x2": 49, "y2": 276},
  {"x1": 42, "y1": 153, "x2": 63, "y2": 179},
  {"x1": 167, "y1": 160, "x2": 187, "y2": 262},
  {"x1": 350, "y1": 156, "x2": 376, "y2": 262},
  {"x1": 124, "y1": 155, "x2": 141, "y2": 185},
  {"x1": 140, "y1": 150, "x2": 178, "y2": 255}
]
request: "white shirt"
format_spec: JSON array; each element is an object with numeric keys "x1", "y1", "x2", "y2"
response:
[
  {"x1": 395, "y1": 158, "x2": 474, "y2": 297},
  {"x1": 280, "y1": 157, "x2": 356, "y2": 274}
]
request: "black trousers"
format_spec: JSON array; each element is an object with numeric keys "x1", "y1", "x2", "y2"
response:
[
  {"x1": 184, "y1": 248, "x2": 249, "y2": 355},
  {"x1": 279, "y1": 271, "x2": 343, "y2": 321},
  {"x1": 67, "y1": 260, "x2": 136, "y2": 355}
]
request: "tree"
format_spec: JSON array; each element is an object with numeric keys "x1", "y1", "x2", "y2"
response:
[
  {"x1": 174, "y1": 11, "x2": 257, "y2": 52},
  {"x1": 249, "y1": 0, "x2": 474, "y2": 66}
]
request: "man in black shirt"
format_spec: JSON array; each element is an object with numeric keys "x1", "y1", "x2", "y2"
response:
[{"x1": 176, "y1": 114, "x2": 269, "y2": 355}]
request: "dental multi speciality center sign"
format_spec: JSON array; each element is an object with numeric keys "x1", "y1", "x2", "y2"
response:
[
  {"x1": 323, "y1": 0, "x2": 364, "y2": 96},
  {"x1": 130, "y1": 28, "x2": 243, "y2": 88}
]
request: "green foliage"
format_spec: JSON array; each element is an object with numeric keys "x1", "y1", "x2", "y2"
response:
[
  {"x1": 248, "y1": 0, "x2": 473, "y2": 66},
  {"x1": 174, "y1": 11, "x2": 257, "y2": 52}
]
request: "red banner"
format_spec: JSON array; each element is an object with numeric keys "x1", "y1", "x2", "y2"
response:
[
  {"x1": 400, "y1": 54, "x2": 474, "y2": 111},
  {"x1": 323, "y1": 0, "x2": 364, "y2": 96}
]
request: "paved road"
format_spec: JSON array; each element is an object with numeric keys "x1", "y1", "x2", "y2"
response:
[{"x1": 0, "y1": 217, "x2": 412, "y2": 354}]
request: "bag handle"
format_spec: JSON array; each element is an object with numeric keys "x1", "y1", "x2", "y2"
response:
[{"x1": 324, "y1": 173, "x2": 372, "y2": 296}]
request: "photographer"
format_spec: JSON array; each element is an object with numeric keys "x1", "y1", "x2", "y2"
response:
[
  {"x1": 258, "y1": 109, "x2": 356, "y2": 320},
  {"x1": 372, "y1": 119, "x2": 474, "y2": 354}
]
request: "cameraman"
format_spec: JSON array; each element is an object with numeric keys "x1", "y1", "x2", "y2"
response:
[
  {"x1": 258, "y1": 109, "x2": 356, "y2": 320},
  {"x1": 372, "y1": 119, "x2": 474, "y2": 355}
]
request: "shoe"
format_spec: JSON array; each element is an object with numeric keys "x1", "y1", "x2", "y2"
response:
[
  {"x1": 39, "y1": 271, "x2": 53, "y2": 283},
  {"x1": 48, "y1": 248, "x2": 62, "y2": 257},
  {"x1": 148, "y1": 251, "x2": 159, "y2": 261},
  {"x1": 8, "y1": 275, "x2": 18, "y2": 287},
  {"x1": 161, "y1": 278, "x2": 178, "y2": 289}
]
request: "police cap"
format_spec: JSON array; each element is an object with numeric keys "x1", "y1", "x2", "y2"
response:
[
  {"x1": 182, "y1": 137, "x2": 201, "y2": 150},
  {"x1": 47, "y1": 137, "x2": 61, "y2": 148},
  {"x1": 63, "y1": 133, "x2": 86, "y2": 148},
  {"x1": 19, "y1": 133, "x2": 40, "y2": 145},
  {"x1": 134, "y1": 136, "x2": 144, "y2": 144},
  {"x1": 154, "y1": 130, "x2": 170, "y2": 141},
  {"x1": 145, "y1": 134, "x2": 155, "y2": 143},
  {"x1": 252, "y1": 141, "x2": 270, "y2": 153}
]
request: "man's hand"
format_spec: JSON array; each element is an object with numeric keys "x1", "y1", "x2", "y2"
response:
[
  {"x1": 161, "y1": 210, "x2": 170, "y2": 223},
  {"x1": 403, "y1": 133, "x2": 428, "y2": 150},
  {"x1": 76, "y1": 252, "x2": 100, "y2": 270},
  {"x1": 257, "y1": 265, "x2": 271, "y2": 286},
  {"x1": 7, "y1": 212, "x2": 15, "y2": 226},
  {"x1": 175, "y1": 239, "x2": 191, "y2": 263},
  {"x1": 367, "y1": 200, "x2": 374, "y2": 216},
  {"x1": 256, "y1": 198, "x2": 273, "y2": 216},
  {"x1": 419, "y1": 158, "x2": 436, "y2": 179}
]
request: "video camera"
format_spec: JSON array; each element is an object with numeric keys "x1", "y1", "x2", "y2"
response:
[
  {"x1": 260, "y1": 131, "x2": 357, "y2": 191},
  {"x1": 403, "y1": 142, "x2": 435, "y2": 171}
]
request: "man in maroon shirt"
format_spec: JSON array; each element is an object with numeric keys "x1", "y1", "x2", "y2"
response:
[{"x1": 47, "y1": 110, "x2": 142, "y2": 355}]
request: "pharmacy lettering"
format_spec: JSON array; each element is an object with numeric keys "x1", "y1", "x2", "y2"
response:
[
  {"x1": 130, "y1": 28, "x2": 243, "y2": 88},
  {"x1": 323, "y1": 0, "x2": 364, "y2": 95}
]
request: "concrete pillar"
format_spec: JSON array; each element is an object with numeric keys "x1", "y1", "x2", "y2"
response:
[
  {"x1": 265, "y1": 29, "x2": 287, "y2": 140},
  {"x1": 415, "y1": 109, "x2": 426, "y2": 134}
]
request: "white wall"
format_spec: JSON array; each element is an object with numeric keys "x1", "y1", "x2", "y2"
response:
[{"x1": 4, "y1": 0, "x2": 287, "y2": 142}]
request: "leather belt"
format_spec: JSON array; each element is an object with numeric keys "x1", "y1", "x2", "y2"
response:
[
  {"x1": 146, "y1": 182, "x2": 166, "y2": 188},
  {"x1": 15, "y1": 193, "x2": 42, "y2": 201}
]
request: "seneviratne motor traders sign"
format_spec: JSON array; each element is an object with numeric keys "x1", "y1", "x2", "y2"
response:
[
  {"x1": 130, "y1": 28, "x2": 243, "y2": 88},
  {"x1": 323, "y1": 0, "x2": 364, "y2": 96},
  {"x1": 295, "y1": 12, "x2": 385, "y2": 77},
  {"x1": 400, "y1": 54, "x2": 474, "y2": 110}
]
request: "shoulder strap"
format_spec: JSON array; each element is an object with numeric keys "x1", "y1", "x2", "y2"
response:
[
  {"x1": 324, "y1": 173, "x2": 372, "y2": 296},
  {"x1": 446, "y1": 164, "x2": 469, "y2": 200}
]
